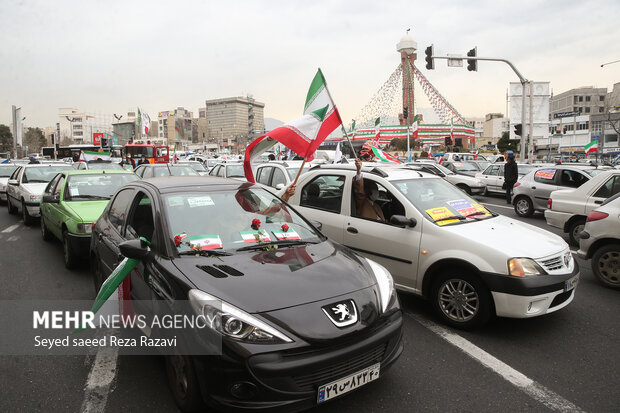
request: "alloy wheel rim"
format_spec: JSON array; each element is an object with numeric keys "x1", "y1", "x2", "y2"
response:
[
  {"x1": 572, "y1": 224, "x2": 584, "y2": 242},
  {"x1": 598, "y1": 251, "x2": 620, "y2": 285},
  {"x1": 438, "y1": 279, "x2": 479, "y2": 322},
  {"x1": 516, "y1": 199, "x2": 529, "y2": 214}
]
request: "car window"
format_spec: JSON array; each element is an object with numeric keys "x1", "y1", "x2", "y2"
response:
[
  {"x1": 108, "y1": 189, "x2": 135, "y2": 233},
  {"x1": 560, "y1": 170, "x2": 588, "y2": 188},
  {"x1": 300, "y1": 175, "x2": 344, "y2": 213},
  {"x1": 485, "y1": 165, "x2": 500, "y2": 176},
  {"x1": 593, "y1": 175, "x2": 620, "y2": 199},
  {"x1": 352, "y1": 179, "x2": 406, "y2": 223},
  {"x1": 44, "y1": 174, "x2": 61, "y2": 195},
  {"x1": 256, "y1": 167, "x2": 272, "y2": 185},
  {"x1": 534, "y1": 169, "x2": 557, "y2": 183},
  {"x1": 226, "y1": 165, "x2": 244, "y2": 178},
  {"x1": 169, "y1": 166, "x2": 199, "y2": 176},
  {"x1": 272, "y1": 168, "x2": 287, "y2": 187},
  {"x1": 208, "y1": 165, "x2": 219, "y2": 176},
  {"x1": 143, "y1": 167, "x2": 154, "y2": 179},
  {"x1": 10, "y1": 167, "x2": 21, "y2": 180},
  {"x1": 153, "y1": 167, "x2": 170, "y2": 177},
  {"x1": 286, "y1": 166, "x2": 310, "y2": 180},
  {"x1": 65, "y1": 173, "x2": 139, "y2": 201},
  {"x1": 86, "y1": 162, "x2": 124, "y2": 171},
  {"x1": 53, "y1": 176, "x2": 65, "y2": 197},
  {"x1": 126, "y1": 191, "x2": 156, "y2": 245},
  {"x1": 23, "y1": 166, "x2": 73, "y2": 183}
]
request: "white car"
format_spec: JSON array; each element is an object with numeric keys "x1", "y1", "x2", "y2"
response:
[
  {"x1": 545, "y1": 169, "x2": 620, "y2": 245},
  {"x1": 208, "y1": 162, "x2": 246, "y2": 181},
  {"x1": 6, "y1": 164, "x2": 73, "y2": 225},
  {"x1": 577, "y1": 194, "x2": 620, "y2": 289},
  {"x1": 407, "y1": 162, "x2": 486, "y2": 195},
  {"x1": 255, "y1": 161, "x2": 311, "y2": 190},
  {"x1": 281, "y1": 164, "x2": 579, "y2": 329},
  {"x1": 0, "y1": 164, "x2": 20, "y2": 203}
]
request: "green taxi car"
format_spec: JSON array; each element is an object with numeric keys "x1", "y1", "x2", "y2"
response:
[{"x1": 40, "y1": 170, "x2": 139, "y2": 268}]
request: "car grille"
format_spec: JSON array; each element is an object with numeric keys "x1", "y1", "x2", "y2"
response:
[
  {"x1": 540, "y1": 256, "x2": 563, "y2": 272},
  {"x1": 291, "y1": 343, "x2": 386, "y2": 392}
]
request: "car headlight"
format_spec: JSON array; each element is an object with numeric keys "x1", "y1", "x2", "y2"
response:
[
  {"x1": 365, "y1": 258, "x2": 395, "y2": 313},
  {"x1": 76, "y1": 223, "x2": 92, "y2": 234},
  {"x1": 508, "y1": 258, "x2": 547, "y2": 277},
  {"x1": 188, "y1": 289, "x2": 292, "y2": 344},
  {"x1": 29, "y1": 194, "x2": 41, "y2": 202}
]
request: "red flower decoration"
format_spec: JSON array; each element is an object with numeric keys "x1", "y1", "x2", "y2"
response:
[
  {"x1": 251, "y1": 218, "x2": 261, "y2": 230},
  {"x1": 281, "y1": 224, "x2": 289, "y2": 232},
  {"x1": 174, "y1": 233, "x2": 186, "y2": 247}
]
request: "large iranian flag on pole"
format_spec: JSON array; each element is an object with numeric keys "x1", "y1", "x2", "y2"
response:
[
  {"x1": 243, "y1": 69, "x2": 342, "y2": 182},
  {"x1": 411, "y1": 115, "x2": 419, "y2": 139},
  {"x1": 584, "y1": 140, "x2": 597, "y2": 155}
]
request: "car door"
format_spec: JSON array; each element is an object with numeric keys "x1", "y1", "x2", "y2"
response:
[
  {"x1": 6, "y1": 167, "x2": 22, "y2": 208},
  {"x1": 480, "y1": 165, "x2": 499, "y2": 192},
  {"x1": 96, "y1": 188, "x2": 136, "y2": 276},
  {"x1": 588, "y1": 174, "x2": 620, "y2": 213},
  {"x1": 271, "y1": 167, "x2": 288, "y2": 190},
  {"x1": 256, "y1": 166, "x2": 273, "y2": 188},
  {"x1": 342, "y1": 176, "x2": 422, "y2": 288},
  {"x1": 41, "y1": 174, "x2": 61, "y2": 235},
  {"x1": 46, "y1": 174, "x2": 66, "y2": 238},
  {"x1": 530, "y1": 168, "x2": 560, "y2": 210}
]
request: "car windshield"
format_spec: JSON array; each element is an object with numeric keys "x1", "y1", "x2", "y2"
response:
[
  {"x1": 0, "y1": 165, "x2": 18, "y2": 177},
  {"x1": 226, "y1": 164, "x2": 244, "y2": 178},
  {"x1": 86, "y1": 162, "x2": 124, "y2": 170},
  {"x1": 180, "y1": 162, "x2": 207, "y2": 172},
  {"x1": 164, "y1": 186, "x2": 322, "y2": 253},
  {"x1": 518, "y1": 164, "x2": 541, "y2": 176},
  {"x1": 24, "y1": 166, "x2": 73, "y2": 183},
  {"x1": 449, "y1": 162, "x2": 478, "y2": 171},
  {"x1": 432, "y1": 163, "x2": 454, "y2": 175},
  {"x1": 584, "y1": 168, "x2": 605, "y2": 177},
  {"x1": 65, "y1": 173, "x2": 139, "y2": 201},
  {"x1": 126, "y1": 146, "x2": 154, "y2": 158},
  {"x1": 286, "y1": 166, "x2": 310, "y2": 180},
  {"x1": 392, "y1": 178, "x2": 494, "y2": 226},
  {"x1": 468, "y1": 161, "x2": 490, "y2": 170}
]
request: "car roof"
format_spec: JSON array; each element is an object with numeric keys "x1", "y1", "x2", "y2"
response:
[
  {"x1": 308, "y1": 163, "x2": 438, "y2": 180},
  {"x1": 19, "y1": 163, "x2": 73, "y2": 168},
  {"x1": 135, "y1": 176, "x2": 251, "y2": 193},
  {"x1": 62, "y1": 169, "x2": 135, "y2": 176}
]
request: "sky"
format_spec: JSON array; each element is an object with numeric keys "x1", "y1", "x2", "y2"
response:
[{"x1": 1, "y1": 0, "x2": 619, "y2": 129}]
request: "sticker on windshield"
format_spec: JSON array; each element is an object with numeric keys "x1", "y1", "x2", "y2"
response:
[
  {"x1": 425, "y1": 206, "x2": 459, "y2": 226},
  {"x1": 446, "y1": 199, "x2": 478, "y2": 217},
  {"x1": 240, "y1": 231, "x2": 271, "y2": 243},
  {"x1": 187, "y1": 196, "x2": 214, "y2": 208},
  {"x1": 471, "y1": 203, "x2": 492, "y2": 216},
  {"x1": 187, "y1": 234, "x2": 223, "y2": 250},
  {"x1": 535, "y1": 169, "x2": 556, "y2": 180},
  {"x1": 272, "y1": 229, "x2": 301, "y2": 241},
  {"x1": 70, "y1": 188, "x2": 79, "y2": 196},
  {"x1": 167, "y1": 196, "x2": 184, "y2": 207},
  {"x1": 453, "y1": 162, "x2": 464, "y2": 167}
]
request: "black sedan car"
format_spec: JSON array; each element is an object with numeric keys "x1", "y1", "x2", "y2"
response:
[{"x1": 90, "y1": 176, "x2": 403, "y2": 412}]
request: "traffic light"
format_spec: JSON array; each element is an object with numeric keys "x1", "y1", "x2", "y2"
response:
[
  {"x1": 444, "y1": 136, "x2": 452, "y2": 146},
  {"x1": 467, "y1": 47, "x2": 477, "y2": 71},
  {"x1": 513, "y1": 123, "x2": 522, "y2": 137},
  {"x1": 403, "y1": 106, "x2": 409, "y2": 119},
  {"x1": 425, "y1": 45, "x2": 435, "y2": 70}
]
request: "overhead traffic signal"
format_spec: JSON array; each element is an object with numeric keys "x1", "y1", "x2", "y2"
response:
[
  {"x1": 425, "y1": 45, "x2": 435, "y2": 70},
  {"x1": 403, "y1": 106, "x2": 409, "y2": 119},
  {"x1": 513, "y1": 123, "x2": 522, "y2": 137},
  {"x1": 467, "y1": 47, "x2": 477, "y2": 71}
]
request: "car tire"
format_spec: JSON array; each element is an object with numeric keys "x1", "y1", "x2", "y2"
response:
[
  {"x1": 41, "y1": 216, "x2": 53, "y2": 241},
  {"x1": 568, "y1": 219, "x2": 586, "y2": 247},
  {"x1": 62, "y1": 230, "x2": 78, "y2": 269},
  {"x1": 591, "y1": 244, "x2": 620, "y2": 290},
  {"x1": 431, "y1": 271, "x2": 492, "y2": 330},
  {"x1": 22, "y1": 200, "x2": 34, "y2": 226},
  {"x1": 7, "y1": 197, "x2": 17, "y2": 215},
  {"x1": 457, "y1": 184, "x2": 471, "y2": 195},
  {"x1": 482, "y1": 186, "x2": 488, "y2": 196},
  {"x1": 165, "y1": 355, "x2": 204, "y2": 412},
  {"x1": 514, "y1": 196, "x2": 534, "y2": 217}
]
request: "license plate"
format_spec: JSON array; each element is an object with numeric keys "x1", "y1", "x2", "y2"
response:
[
  {"x1": 317, "y1": 363, "x2": 380, "y2": 404},
  {"x1": 564, "y1": 275, "x2": 579, "y2": 292}
]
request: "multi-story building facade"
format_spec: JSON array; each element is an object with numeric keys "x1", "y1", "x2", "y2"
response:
[
  {"x1": 58, "y1": 108, "x2": 115, "y2": 144},
  {"x1": 465, "y1": 117, "x2": 484, "y2": 147},
  {"x1": 482, "y1": 113, "x2": 509, "y2": 147},
  {"x1": 550, "y1": 86, "x2": 607, "y2": 117},
  {"x1": 590, "y1": 112, "x2": 620, "y2": 159},
  {"x1": 157, "y1": 107, "x2": 193, "y2": 148},
  {"x1": 203, "y1": 96, "x2": 265, "y2": 151},
  {"x1": 545, "y1": 114, "x2": 591, "y2": 155}
]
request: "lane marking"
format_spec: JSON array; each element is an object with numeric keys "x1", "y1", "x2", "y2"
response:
[
  {"x1": 7, "y1": 236, "x2": 19, "y2": 242},
  {"x1": 1, "y1": 224, "x2": 20, "y2": 233},
  {"x1": 80, "y1": 343, "x2": 119, "y2": 413},
  {"x1": 407, "y1": 313, "x2": 585, "y2": 413}
]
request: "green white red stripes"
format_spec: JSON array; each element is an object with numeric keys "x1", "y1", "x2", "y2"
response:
[
  {"x1": 584, "y1": 140, "x2": 597, "y2": 155},
  {"x1": 370, "y1": 146, "x2": 401, "y2": 163},
  {"x1": 80, "y1": 150, "x2": 111, "y2": 161}
]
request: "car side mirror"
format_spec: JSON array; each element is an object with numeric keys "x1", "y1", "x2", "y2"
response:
[
  {"x1": 119, "y1": 238, "x2": 151, "y2": 260},
  {"x1": 42, "y1": 195, "x2": 60, "y2": 204},
  {"x1": 8, "y1": 179, "x2": 18, "y2": 186},
  {"x1": 310, "y1": 220, "x2": 322, "y2": 231},
  {"x1": 390, "y1": 215, "x2": 417, "y2": 228},
  {"x1": 275, "y1": 183, "x2": 285, "y2": 190}
]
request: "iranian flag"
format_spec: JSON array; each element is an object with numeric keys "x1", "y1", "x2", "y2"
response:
[
  {"x1": 411, "y1": 115, "x2": 419, "y2": 139},
  {"x1": 244, "y1": 69, "x2": 342, "y2": 182},
  {"x1": 187, "y1": 234, "x2": 223, "y2": 250},
  {"x1": 374, "y1": 117, "x2": 381, "y2": 144},
  {"x1": 137, "y1": 108, "x2": 150, "y2": 136},
  {"x1": 80, "y1": 150, "x2": 111, "y2": 161},
  {"x1": 584, "y1": 140, "x2": 597, "y2": 155},
  {"x1": 369, "y1": 144, "x2": 400, "y2": 163}
]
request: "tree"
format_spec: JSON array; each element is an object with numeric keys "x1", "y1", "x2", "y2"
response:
[
  {"x1": 388, "y1": 138, "x2": 408, "y2": 152},
  {"x1": 0, "y1": 124, "x2": 12, "y2": 152},
  {"x1": 497, "y1": 131, "x2": 520, "y2": 153},
  {"x1": 23, "y1": 127, "x2": 46, "y2": 153}
]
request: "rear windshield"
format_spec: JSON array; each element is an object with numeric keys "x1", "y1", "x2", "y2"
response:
[
  {"x1": 87, "y1": 162, "x2": 124, "y2": 170},
  {"x1": 65, "y1": 173, "x2": 139, "y2": 201},
  {"x1": 226, "y1": 165, "x2": 245, "y2": 178},
  {"x1": 24, "y1": 166, "x2": 73, "y2": 183},
  {"x1": 0, "y1": 165, "x2": 18, "y2": 177}
]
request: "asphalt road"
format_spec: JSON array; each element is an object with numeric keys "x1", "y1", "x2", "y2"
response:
[{"x1": 0, "y1": 192, "x2": 618, "y2": 413}]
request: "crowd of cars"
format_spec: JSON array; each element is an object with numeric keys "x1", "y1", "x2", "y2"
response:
[{"x1": 1, "y1": 150, "x2": 618, "y2": 411}]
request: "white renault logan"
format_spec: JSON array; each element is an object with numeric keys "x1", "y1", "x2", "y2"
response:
[{"x1": 281, "y1": 163, "x2": 579, "y2": 329}]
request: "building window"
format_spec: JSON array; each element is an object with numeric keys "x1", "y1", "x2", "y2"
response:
[
  {"x1": 573, "y1": 107, "x2": 578, "y2": 112},
  {"x1": 578, "y1": 122, "x2": 589, "y2": 130},
  {"x1": 600, "y1": 96, "x2": 605, "y2": 101},
  {"x1": 578, "y1": 96, "x2": 583, "y2": 102},
  {"x1": 574, "y1": 96, "x2": 579, "y2": 104},
  {"x1": 585, "y1": 96, "x2": 591, "y2": 102},
  {"x1": 585, "y1": 107, "x2": 590, "y2": 113},
  {"x1": 599, "y1": 107, "x2": 604, "y2": 113},
  {"x1": 578, "y1": 107, "x2": 583, "y2": 113}
]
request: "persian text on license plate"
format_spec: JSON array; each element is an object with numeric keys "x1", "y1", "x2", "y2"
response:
[
  {"x1": 564, "y1": 275, "x2": 579, "y2": 292},
  {"x1": 317, "y1": 363, "x2": 380, "y2": 404}
]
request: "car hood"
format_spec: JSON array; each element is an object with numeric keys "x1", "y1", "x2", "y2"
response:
[
  {"x1": 444, "y1": 215, "x2": 566, "y2": 259},
  {"x1": 173, "y1": 241, "x2": 376, "y2": 313},
  {"x1": 63, "y1": 200, "x2": 110, "y2": 222},
  {"x1": 446, "y1": 174, "x2": 481, "y2": 185},
  {"x1": 455, "y1": 171, "x2": 478, "y2": 177},
  {"x1": 22, "y1": 183, "x2": 48, "y2": 194}
]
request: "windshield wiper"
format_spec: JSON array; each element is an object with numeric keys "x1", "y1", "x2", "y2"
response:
[
  {"x1": 433, "y1": 215, "x2": 466, "y2": 224},
  {"x1": 178, "y1": 249, "x2": 232, "y2": 257},
  {"x1": 236, "y1": 239, "x2": 316, "y2": 252}
]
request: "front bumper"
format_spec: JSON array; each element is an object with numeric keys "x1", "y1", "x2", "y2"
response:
[
  {"x1": 24, "y1": 201, "x2": 41, "y2": 217},
  {"x1": 0, "y1": 191, "x2": 6, "y2": 202},
  {"x1": 544, "y1": 209, "x2": 571, "y2": 231},
  {"x1": 481, "y1": 261, "x2": 580, "y2": 318},
  {"x1": 66, "y1": 232, "x2": 91, "y2": 256},
  {"x1": 193, "y1": 310, "x2": 403, "y2": 412}
]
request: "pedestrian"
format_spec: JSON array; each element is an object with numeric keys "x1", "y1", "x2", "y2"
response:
[
  {"x1": 268, "y1": 154, "x2": 276, "y2": 161},
  {"x1": 138, "y1": 155, "x2": 149, "y2": 165},
  {"x1": 353, "y1": 159, "x2": 385, "y2": 221},
  {"x1": 504, "y1": 151, "x2": 518, "y2": 204},
  {"x1": 28, "y1": 156, "x2": 40, "y2": 164}
]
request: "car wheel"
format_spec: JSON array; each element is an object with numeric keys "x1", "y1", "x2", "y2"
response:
[
  {"x1": 165, "y1": 354, "x2": 204, "y2": 412},
  {"x1": 22, "y1": 200, "x2": 34, "y2": 226},
  {"x1": 482, "y1": 186, "x2": 488, "y2": 196},
  {"x1": 431, "y1": 271, "x2": 492, "y2": 330},
  {"x1": 591, "y1": 244, "x2": 620, "y2": 290},
  {"x1": 41, "y1": 216, "x2": 53, "y2": 241},
  {"x1": 457, "y1": 184, "x2": 471, "y2": 195},
  {"x1": 514, "y1": 196, "x2": 534, "y2": 217},
  {"x1": 568, "y1": 219, "x2": 585, "y2": 247},
  {"x1": 7, "y1": 197, "x2": 17, "y2": 215},
  {"x1": 62, "y1": 230, "x2": 78, "y2": 269}
]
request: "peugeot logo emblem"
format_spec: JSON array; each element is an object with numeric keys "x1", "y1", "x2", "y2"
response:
[
  {"x1": 563, "y1": 252, "x2": 571, "y2": 267},
  {"x1": 322, "y1": 299, "x2": 358, "y2": 327}
]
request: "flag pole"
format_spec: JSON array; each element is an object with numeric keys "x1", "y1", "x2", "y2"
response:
[
  {"x1": 319, "y1": 72, "x2": 358, "y2": 160},
  {"x1": 341, "y1": 124, "x2": 358, "y2": 159}
]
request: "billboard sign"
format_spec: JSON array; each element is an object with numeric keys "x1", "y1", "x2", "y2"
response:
[{"x1": 93, "y1": 132, "x2": 103, "y2": 146}]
